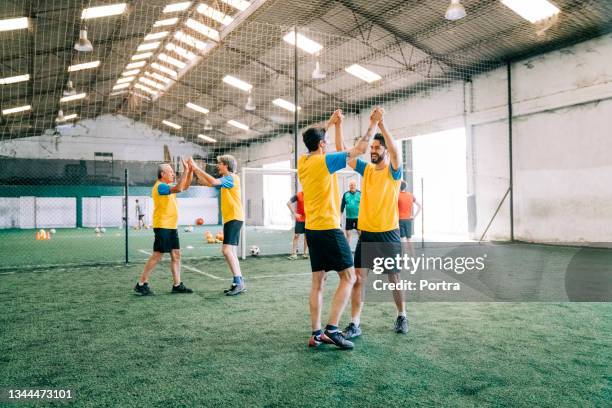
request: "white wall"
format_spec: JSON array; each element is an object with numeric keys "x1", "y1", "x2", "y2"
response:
[
  {"x1": 228, "y1": 33, "x2": 612, "y2": 244},
  {"x1": 0, "y1": 114, "x2": 208, "y2": 161}
]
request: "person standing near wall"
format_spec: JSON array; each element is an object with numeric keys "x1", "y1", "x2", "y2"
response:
[
  {"x1": 135, "y1": 199, "x2": 145, "y2": 229},
  {"x1": 134, "y1": 159, "x2": 194, "y2": 296},
  {"x1": 341, "y1": 180, "x2": 361, "y2": 242},
  {"x1": 287, "y1": 191, "x2": 308, "y2": 260},
  {"x1": 398, "y1": 181, "x2": 421, "y2": 242}
]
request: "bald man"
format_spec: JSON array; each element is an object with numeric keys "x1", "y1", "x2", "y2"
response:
[
  {"x1": 134, "y1": 159, "x2": 193, "y2": 296},
  {"x1": 341, "y1": 179, "x2": 361, "y2": 241}
]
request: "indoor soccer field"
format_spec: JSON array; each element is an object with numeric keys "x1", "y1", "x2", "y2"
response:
[{"x1": 1, "y1": 0, "x2": 611, "y2": 407}]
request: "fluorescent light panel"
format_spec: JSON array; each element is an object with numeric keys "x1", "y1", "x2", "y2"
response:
[
  {"x1": 82, "y1": 3, "x2": 127, "y2": 19},
  {"x1": 2, "y1": 104, "x2": 31, "y2": 115},
  {"x1": 131, "y1": 52, "x2": 153, "y2": 60},
  {"x1": 151, "y1": 62, "x2": 178, "y2": 77},
  {"x1": 158, "y1": 53, "x2": 186, "y2": 69},
  {"x1": 196, "y1": 4, "x2": 234, "y2": 26},
  {"x1": 0, "y1": 74, "x2": 29, "y2": 85},
  {"x1": 272, "y1": 98, "x2": 301, "y2": 112},
  {"x1": 67, "y1": 60, "x2": 101, "y2": 72},
  {"x1": 154, "y1": 18, "x2": 179, "y2": 27},
  {"x1": 185, "y1": 18, "x2": 220, "y2": 41},
  {"x1": 60, "y1": 93, "x2": 87, "y2": 102},
  {"x1": 110, "y1": 90, "x2": 128, "y2": 96},
  {"x1": 162, "y1": 119, "x2": 181, "y2": 129},
  {"x1": 174, "y1": 31, "x2": 207, "y2": 50},
  {"x1": 501, "y1": 0, "x2": 560, "y2": 23},
  {"x1": 198, "y1": 134, "x2": 216, "y2": 142},
  {"x1": 116, "y1": 76, "x2": 135, "y2": 84},
  {"x1": 139, "y1": 76, "x2": 165, "y2": 90},
  {"x1": 134, "y1": 83, "x2": 158, "y2": 95},
  {"x1": 122, "y1": 69, "x2": 141, "y2": 76},
  {"x1": 186, "y1": 102, "x2": 209, "y2": 114},
  {"x1": 145, "y1": 71, "x2": 173, "y2": 84},
  {"x1": 221, "y1": 0, "x2": 251, "y2": 11},
  {"x1": 283, "y1": 31, "x2": 323, "y2": 55},
  {"x1": 227, "y1": 119, "x2": 248, "y2": 131},
  {"x1": 165, "y1": 43, "x2": 197, "y2": 60},
  {"x1": 0, "y1": 17, "x2": 29, "y2": 32},
  {"x1": 125, "y1": 61, "x2": 147, "y2": 69},
  {"x1": 113, "y1": 83, "x2": 131, "y2": 90},
  {"x1": 144, "y1": 31, "x2": 169, "y2": 41},
  {"x1": 137, "y1": 42, "x2": 160, "y2": 51},
  {"x1": 163, "y1": 2, "x2": 192, "y2": 13},
  {"x1": 222, "y1": 75, "x2": 252, "y2": 92},
  {"x1": 63, "y1": 113, "x2": 78, "y2": 121},
  {"x1": 345, "y1": 64, "x2": 381, "y2": 83}
]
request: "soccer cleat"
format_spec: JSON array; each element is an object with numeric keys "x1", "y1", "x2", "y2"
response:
[
  {"x1": 342, "y1": 322, "x2": 362, "y2": 339},
  {"x1": 287, "y1": 254, "x2": 298, "y2": 260},
  {"x1": 302, "y1": 253, "x2": 309, "y2": 259},
  {"x1": 223, "y1": 283, "x2": 237, "y2": 294},
  {"x1": 134, "y1": 282, "x2": 153, "y2": 296},
  {"x1": 225, "y1": 283, "x2": 246, "y2": 296},
  {"x1": 308, "y1": 332, "x2": 334, "y2": 347},
  {"x1": 324, "y1": 330, "x2": 354, "y2": 349},
  {"x1": 394, "y1": 315, "x2": 409, "y2": 334},
  {"x1": 171, "y1": 282, "x2": 193, "y2": 294}
]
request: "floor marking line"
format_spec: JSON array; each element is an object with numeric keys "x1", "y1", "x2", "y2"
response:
[{"x1": 138, "y1": 249, "x2": 224, "y2": 280}]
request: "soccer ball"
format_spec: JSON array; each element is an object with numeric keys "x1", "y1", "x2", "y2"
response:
[
  {"x1": 250, "y1": 245, "x2": 260, "y2": 256},
  {"x1": 100, "y1": 227, "x2": 106, "y2": 233},
  {"x1": 49, "y1": 228, "x2": 56, "y2": 234},
  {"x1": 95, "y1": 227, "x2": 100, "y2": 233},
  {"x1": 184, "y1": 226, "x2": 193, "y2": 232},
  {"x1": 196, "y1": 218, "x2": 204, "y2": 225}
]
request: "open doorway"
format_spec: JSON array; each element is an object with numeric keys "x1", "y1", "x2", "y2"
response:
[
  {"x1": 411, "y1": 128, "x2": 468, "y2": 240},
  {"x1": 262, "y1": 160, "x2": 292, "y2": 229}
]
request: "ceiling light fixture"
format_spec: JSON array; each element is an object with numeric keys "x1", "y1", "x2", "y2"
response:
[
  {"x1": 163, "y1": 2, "x2": 192, "y2": 13},
  {"x1": 113, "y1": 83, "x2": 131, "y2": 90},
  {"x1": 312, "y1": 60, "x2": 326, "y2": 80},
  {"x1": 282, "y1": 31, "x2": 323, "y2": 55},
  {"x1": 122, "y1": 69, "x2": 141, "y2": 76},
  {"x1": 144, "y1": 31, "x2": 169, "y2": 41},
  {"x1": 74, "y1": 27, "x2": 94, "y2": 52},
  {"x1": 125, "y1": 61, "x2": 147, "y2": 69},
  {"x1": 151, "y1": 62, "x2": 178, "y2": 77},
  {"x1": 68, "y1": 60, "x2": 100, "y2": 72},
  {"x1": 345, "y1": 64, "x2": 382, "y2": 83},
  {"x1": 272, "y1": 98, "x2": 301, "y2": 112},
  {"x1": 154, "y1": 18, "x2": 179, "y2": 27},
  {"x1": 203, "y1": 118, "x2": 213, "y2": 131},
  {"x1": 220, "y1": 0, "x2": 251, "y2": 11},
  {"x1": 60, "y1": 93, "x2": 87, "y2": 103},
  {"x1": 245, "y1": 91, "x2": 256, "y2": 111},
  {"x1": 139, "y1": 77, "x2": 166, "y2": 90},
  {"x1": 134, "y1": 83, "x2": 158, "y2": 95},
  {"x1": 81, "y1": 3, "x2": 127, "y2": 19},
  {"x1": 165, "y1": 43, "x2": 197, "y2": 60},
  {"x1": 198, "y1": 134, "x2": 217, "y2": 142},
  {"x1": 186, "y1": 102, "x2": 209, "y2": 114},
  {"x1": 116, "y1": 76, "x2": 135, "y2": 84},
  {"x1": 222, "y1": 75, "x2": 252, "y2": 92},
  {"x1": 131, "y1": 52, "x2": 153, "y2": 60},
  {"x1": 2, "y1": 104, "x2": 31, "y2": 115},
  {"x1": 145, "y1": 71, "x2": 173, "y2": 84},
  {"x1": 445, "y1": 0, "x2": 466, "y2": 21},
  {"x1": 137, "y1": 41, "x2": 161, "y2": 51},
  {"x1": 162, "y1": 119, "x2": 181, "y2": 129},
  {"x1": 0, "y1": 17, "x2": 29, "y2": 32},
  {"x1": 501, "y1": 0, "x2": 560, "y2": 23},
  {"x1": 185, "y1": 18, "x2": 220, "y2": 41},
  {"x1": 196, "y1": 4, "x2": 234, "y2": 26},
  {"x1": 174, "y1": 31, "x2": 208, "y2": 50},
  {"x1": 227, "y1": 119, "x2": 249, "y2": 131},
  {"x1": 0, "y1": 74, "x2": 30, "y2": 85},
  {"x1": 158, "y1": 53, "x2": 187, "y2": 69},
  {"x1": 63, "y1": 80, "x2": 76, "y2": 96}
]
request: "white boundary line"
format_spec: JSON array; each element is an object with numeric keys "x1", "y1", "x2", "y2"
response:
[{"x1": 138, "y1": 249, "x2": 311, "y2": 281}]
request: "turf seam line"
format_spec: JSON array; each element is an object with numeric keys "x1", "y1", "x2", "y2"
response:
[{"x1": 139, "y1": 249, "x2": 225, "y2": 280}]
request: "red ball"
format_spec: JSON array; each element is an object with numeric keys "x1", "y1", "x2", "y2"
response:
[{"x1": 196, "y1": 218, "x2": 204, "y2": 225}]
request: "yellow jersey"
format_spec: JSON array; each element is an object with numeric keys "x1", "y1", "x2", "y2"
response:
[
  {"x1": 354, "y1": 159, "x2": 402, "y2": 232},
  {"x1": 298, "y1": 152, "x2": 348, "y2": 230},
  {"x1": 152, "y1": 180, "x2": 178, "y2": 229},
  {"x1": 217, "y1": 174, "x2": 244, "y2": 223}
]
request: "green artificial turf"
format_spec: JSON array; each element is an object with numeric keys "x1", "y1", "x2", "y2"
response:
[{"x1": 0, "y1": 254, "x2": 610, "y2": 407}]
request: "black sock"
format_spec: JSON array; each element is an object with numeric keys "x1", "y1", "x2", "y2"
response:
[
  {"x1": 312, "y1": 329, "x2": 322, "y2": 337},
  {"x1": 325, "y1": 325, "x2": 338, "y2": 333}
]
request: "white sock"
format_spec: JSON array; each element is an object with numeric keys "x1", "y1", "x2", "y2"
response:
[
  {"x1": 352, "y1": 317, "x2": 360, "y2": 327},
  {"x1": 398, "y1": 311, "x2": 406, "y2": 318}
]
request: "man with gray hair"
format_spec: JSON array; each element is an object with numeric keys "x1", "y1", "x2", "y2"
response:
[
  {"x1": 190, "y1": 155, "x2": 246, "y2": 296},
  {"x1": 134, "y1": 159, "x2": 193, "y2": 296}
]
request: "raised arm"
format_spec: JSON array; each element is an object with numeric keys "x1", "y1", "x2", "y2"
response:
[
  {"x1": 325, "y1": 109, "x2": 345, "y2": 152},
  {"x1": 377, "y1": 109, "x2": 400, "y2": 170},
  {"x1": 348, "y1": 107, "x2": 379, "y2": 161},
  {"x1": 189, "y1": 159, "x2": 220, "y2": 187},
  {"x1": 170, "y1": 158, "x2": 191, "y2": 193}
]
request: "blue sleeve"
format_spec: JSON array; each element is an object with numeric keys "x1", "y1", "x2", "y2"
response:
[
  {"x1": 157, "y1": 183, "x2": 171, "y2": 195},
  {"x1": 216, "y1": 175, "x2": 234, "y2": 189},
  {"x1": 354, "y1": 159, "x2": 367, "y2": 176},
  {"x1": 389, "y1": 163, "x2": 402, "y2": 180},
  {"x1": 325, "y1": 151, "x2": 348, "y2": 174}
]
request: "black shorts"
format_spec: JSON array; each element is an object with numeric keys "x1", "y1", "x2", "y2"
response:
[
  {"x1": 399, "y1": 219, "x2": 413, "y2": 238},
  {"x1": 138, "y1": 214, "x2": 144, "y2": 220},
  {"x1": 153, "y1": 228, "x2": 180, "y2": 253},
  {"x1": 305, "y1": 228, "x2": 353, "y2": 272},
  {"x1": 345, "y1": 218, "x2": 358, "y2": 231},
  {"x1": 223, "y1": 220, "x2": 243, "y2": 245},
  {"x1": 354, "y1": 229, "x2": 402, "y2": 272},
  {"x1": 294, "y1": 221, "x2": 305, "y2": 234}
]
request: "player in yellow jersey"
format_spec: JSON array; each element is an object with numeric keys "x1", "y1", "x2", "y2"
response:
[
  {"x1": 341, "y1": 107, "x2": 408, "y2": 338},
  {"x1": 190, "y1": 155, "x2": 246, "y2": 296},
  {"x1": 299, "y1": 108, "x2": 379, "y2": 349},
  {"x1": 134, "y1": 159, "x2": 194, "y2": 296}
]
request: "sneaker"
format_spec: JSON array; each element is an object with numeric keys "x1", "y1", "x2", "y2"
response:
[
  {"x1": 342, "y1": 322, "x2": 362, "y2": 339},
  {"x1": 324, "y1": 329, "x2": 354, "y2": 349},
  {"x1": 394, "y1": 315, "x2": 408, "y2": 334},
  {"x1": 308, "y1": 332, "x2": 334, "y2": 347},
  {"x1": 302, "y1": 254, "x2": 309, "y2": 259},
  {"x1": 171, "y1": 282, "x2": 193, "y2": 294},
  {"x1": 223, "y1": 283, "x2": 237, "y2": 294},
  {"x1": 134, "y1": 282, "x2": 153, "y2": 296},
  {"x1": 287, "y1": 254, "x2": 298, "y2": 260},
  {"x1": 225, "y1": 283, "x2": 246, "y2": 296}
]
